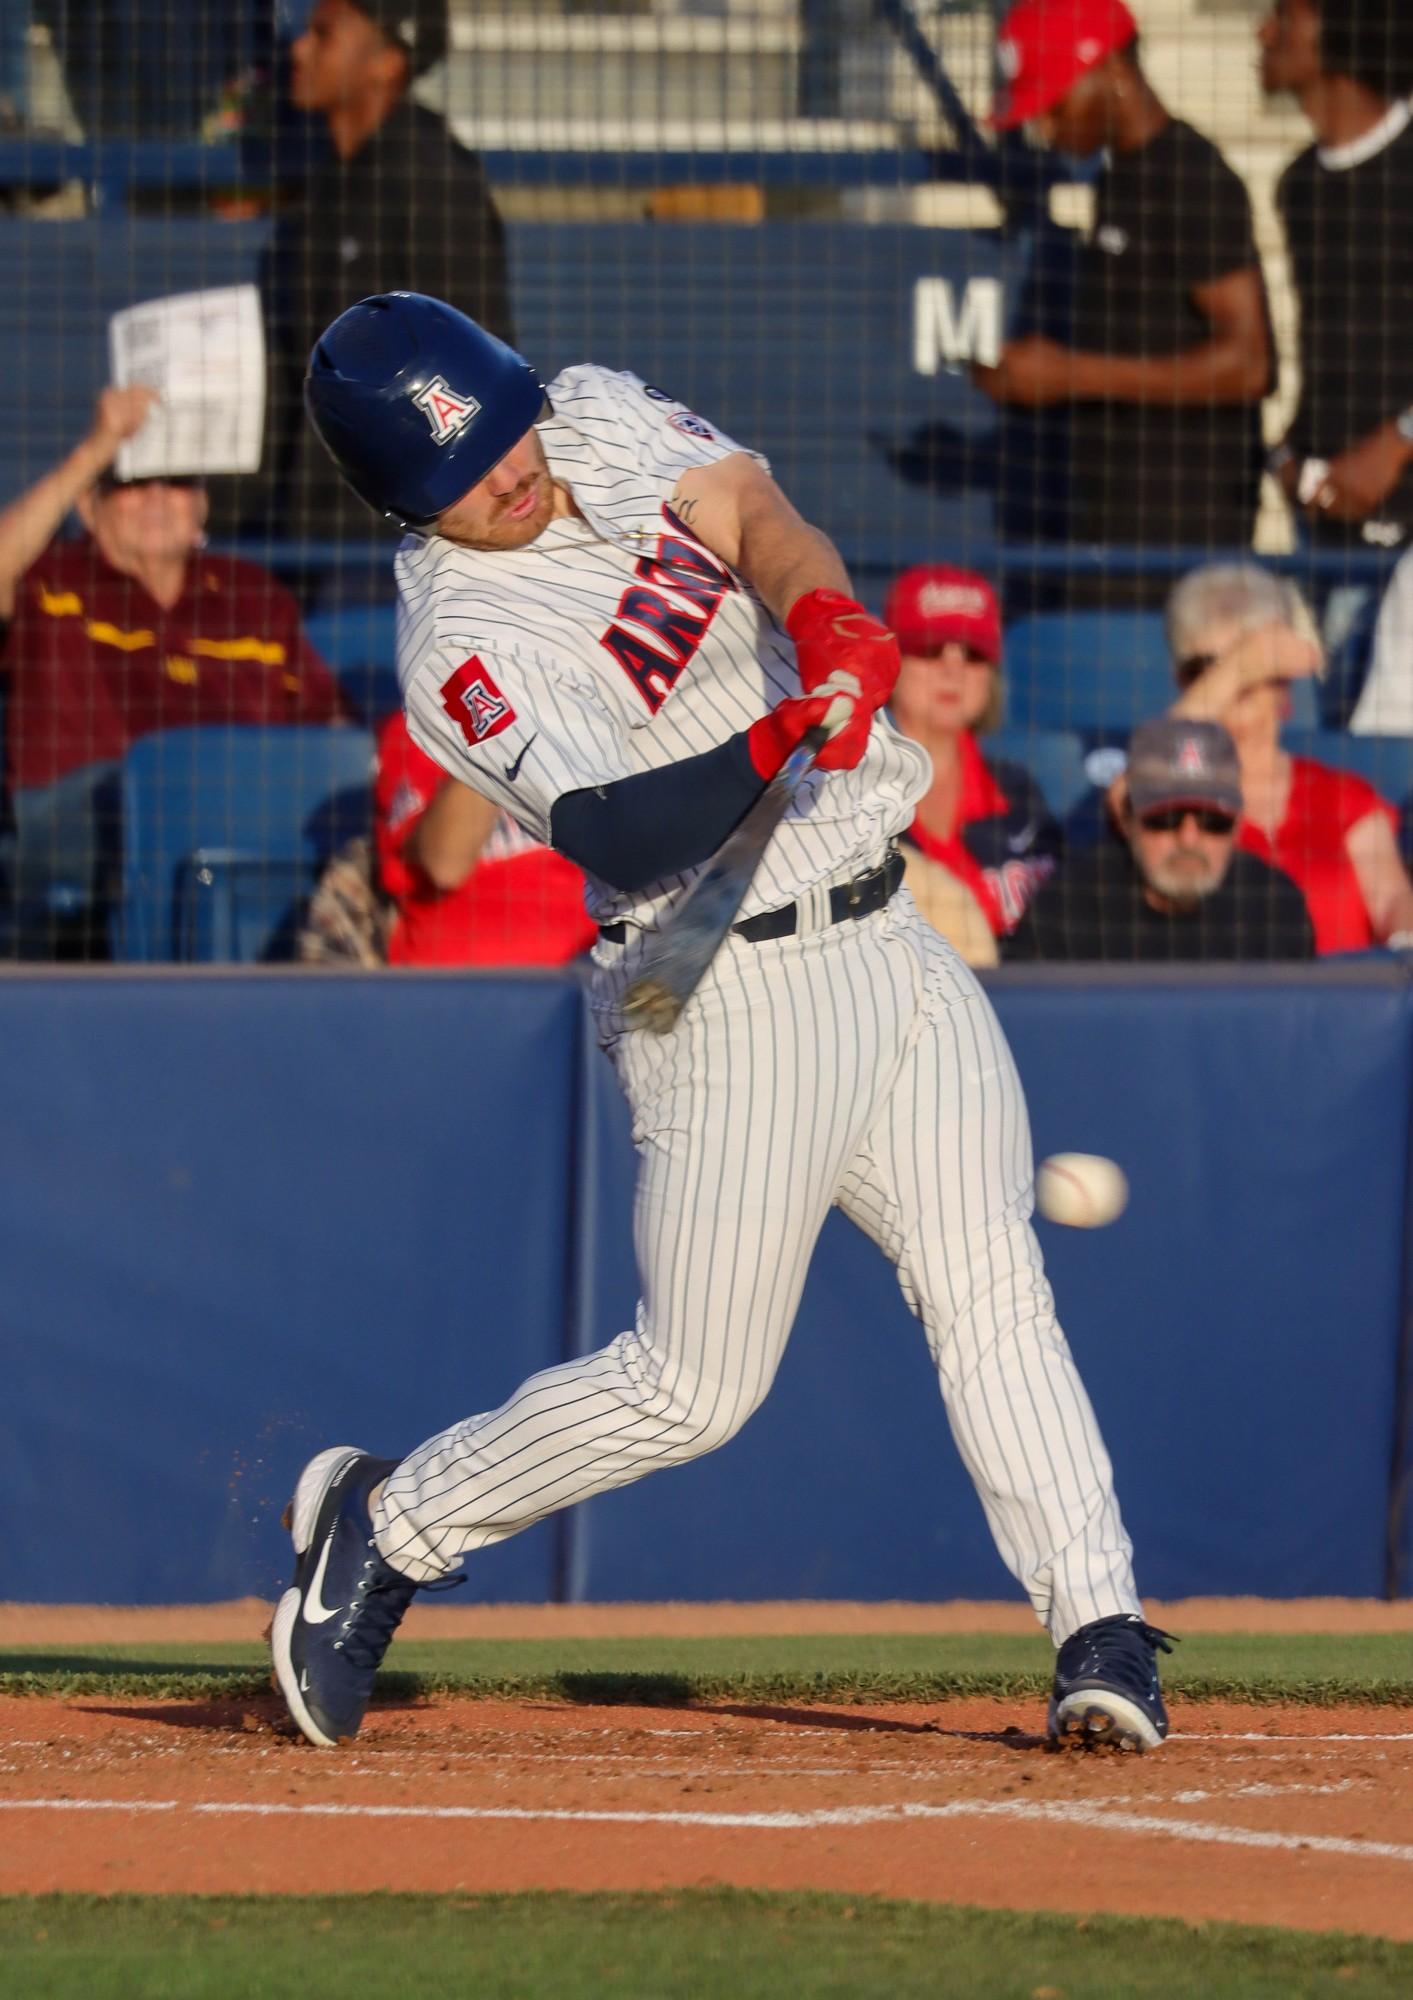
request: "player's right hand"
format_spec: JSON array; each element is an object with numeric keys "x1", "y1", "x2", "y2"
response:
[{"x1": 746, "y1": 679, "x2": 871, "y2": 778}]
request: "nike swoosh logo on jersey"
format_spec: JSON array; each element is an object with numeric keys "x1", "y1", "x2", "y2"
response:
[
  {"x1": 504, "y1": 734, "x2": 536, "y2": 782},
  {"x1": 303, "y1": 1531, "x2": 341, "y2": 1624}
]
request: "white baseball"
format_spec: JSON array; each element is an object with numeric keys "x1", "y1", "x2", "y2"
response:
[{"x1": 1035, "y1": 1153, "x2": 1128, "y2": 1229}]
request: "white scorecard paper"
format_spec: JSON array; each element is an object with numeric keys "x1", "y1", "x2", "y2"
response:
[{"x1": 108, "y1": 284, "x2": 265, "y2": 480}]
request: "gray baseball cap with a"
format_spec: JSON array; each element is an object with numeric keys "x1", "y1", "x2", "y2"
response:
[{"x1": 1126, "y1": 717, "x2": 1242, "y2": 817}]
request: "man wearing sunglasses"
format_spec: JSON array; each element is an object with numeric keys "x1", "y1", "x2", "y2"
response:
[{"x1": 1005, "y1": 717, "x2": 1315, "y2": 960}]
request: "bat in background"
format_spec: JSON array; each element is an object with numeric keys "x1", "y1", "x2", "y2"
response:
[{"x1": 621, "y1": 713, "x2": 839, "y2": 1035}]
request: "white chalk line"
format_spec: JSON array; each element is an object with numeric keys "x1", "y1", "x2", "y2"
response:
[
  {"x1": 1184, "y1": 1733, "x2": 1413, "y2": 1744},
  {"x1": 2, "y1": 1795, "x2": 1411, "y2": 1864},
  {"x1": 1171, "y1": 1780, "x2": 1359, "y2": 1804}
]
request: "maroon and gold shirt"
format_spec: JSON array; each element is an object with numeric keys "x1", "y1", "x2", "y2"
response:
[{"x1": 1, "y1": 536, "x2": 348, "y2": 789}]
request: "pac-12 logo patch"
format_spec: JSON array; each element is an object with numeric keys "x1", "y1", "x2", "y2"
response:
[
  {"x1": 669, "y1": 410, "x2": 715, "y2": 441},
  {"x1": 414, "y1": 375, "x2": 481, "y2": 444},
  {"x1": 439, "y1": 657, "x2": 516, "y2": 746}
]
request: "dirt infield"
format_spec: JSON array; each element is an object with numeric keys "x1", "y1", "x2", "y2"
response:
[
  {"x1": 2, "y1": 1690, "x2": 1410, "y2": 1938},
  {"x1": 3, "y1": 1602, "x2": 1410, "y2": 1939}
]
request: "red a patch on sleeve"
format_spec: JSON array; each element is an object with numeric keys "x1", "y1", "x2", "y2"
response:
[{"x1": 440, "y1": 657, "x2": 517, "y2": 747}]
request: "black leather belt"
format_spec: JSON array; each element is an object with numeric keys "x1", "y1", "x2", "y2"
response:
[{"x1": 599, "y1": 845, "x2": 904, "y2": 947}]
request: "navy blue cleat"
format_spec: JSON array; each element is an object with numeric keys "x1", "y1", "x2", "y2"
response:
[
  {"x1": 270, "y1": 1447, "x2": 416, "y2": 1748},
  {"x1": 1048, "y1": 1613, "x2": 1176, "y2": 1752}
]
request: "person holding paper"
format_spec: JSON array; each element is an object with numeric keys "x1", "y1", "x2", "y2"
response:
[{"x1": 0, "y1": 385, "x2": 349, "y2": 957}]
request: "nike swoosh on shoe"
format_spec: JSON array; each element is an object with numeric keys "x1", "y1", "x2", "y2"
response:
[{"x1": 303, "y1": 1531, "x2": 341, "y2": 1624}]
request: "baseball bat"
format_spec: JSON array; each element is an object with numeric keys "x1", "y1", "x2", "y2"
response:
[{"x1": 620, "y1": 718, "x2": 835, "y2": 1034}]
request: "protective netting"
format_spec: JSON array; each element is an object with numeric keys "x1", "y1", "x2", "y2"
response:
[{"x1": 0, "y1": 0, "x2": 1410, "y2": 965}]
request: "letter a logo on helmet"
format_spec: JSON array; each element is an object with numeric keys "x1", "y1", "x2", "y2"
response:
[
  {"x1": 414, "y1": 375, "x2": 481, "y2": 445},
  {"x1": 304, "y1": 293, "x2": 546, "y2": 529}
]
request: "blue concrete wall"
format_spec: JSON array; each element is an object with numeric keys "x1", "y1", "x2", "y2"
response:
[
  {"x1": 1, "y1": 965, "x2": 1408, "y2": 1603},
  {"x1": 575, "y1": 967, "x2": 1413, "y2": 1602},
  {"x1": 0, "y1": 974, "x2": 577, "y2": 1603}
]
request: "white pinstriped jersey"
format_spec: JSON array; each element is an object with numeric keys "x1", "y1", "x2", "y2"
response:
[{"x1": 396, "y1": 364, "x2": 930, "y2": 928}]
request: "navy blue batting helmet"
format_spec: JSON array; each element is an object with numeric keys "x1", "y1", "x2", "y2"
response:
[{"x1": 304, "y1": 293, "x2": 546, "y2": 530}]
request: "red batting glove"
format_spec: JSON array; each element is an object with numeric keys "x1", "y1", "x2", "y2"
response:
[
  {"x1": 787, "y1": 589, "x2": 900, "y2": 708},
  {"x1": 746, "y1": 677, "x2": 871, "y2": 778}
]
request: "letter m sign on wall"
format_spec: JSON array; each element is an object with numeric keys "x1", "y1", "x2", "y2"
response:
[{"x1": 912, "y1": 278, "x2": 1002, "y2": 375}]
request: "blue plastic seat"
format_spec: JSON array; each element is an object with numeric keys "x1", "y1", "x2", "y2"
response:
[
  {"x1": 175, "y1": 852, "x2": 322, "y2": 964},
  {"x1": 1002, "y1": 610, "x2": 1320, "y2": 734},
  {"x1": 302, "y1": 606, "x2": 399, "y2": 724},
  {"x1": 1003, "y1": 612, "x2": 1172, "y2": 733},
  {"x1": 115, "y1": 725, "x2": 375, "y2": 963},
  {"x1": 983, "y1": 728, "x2": 1091, "y2": 821}
]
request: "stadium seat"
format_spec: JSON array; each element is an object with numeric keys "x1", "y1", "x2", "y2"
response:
[
  {"x1": 115, "y1": 726, "x2": 375, "y2": 963},
  {"x1": 984, "y1": 728, "x2": 1091, "y2": 821},
  {"x1": 1002, "y1": 611, "x2": 1320, "y2": 734},
  {"x1": 175, "y1": 853, "x2": 322, "y2": 965},
  {"x1": 302, "y1": 605, "x2": 400, "y2": 724}
]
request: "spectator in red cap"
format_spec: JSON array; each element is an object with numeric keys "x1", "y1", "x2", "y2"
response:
[
  {"x1": 973, "y1": 0, "x2": 1272, "y2": 599},
  {"x1": 885, "y1": 564, "x2": 1058, "y2": 964}
]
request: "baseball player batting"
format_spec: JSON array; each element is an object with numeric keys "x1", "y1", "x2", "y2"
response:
[{"x1": 274, "y1": 291, "x2": 1173, "y2": 1753}]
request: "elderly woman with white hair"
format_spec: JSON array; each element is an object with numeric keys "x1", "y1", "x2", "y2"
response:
[{"x1": 1165, "y1": 563, "x2": 1413, "y2": 953}]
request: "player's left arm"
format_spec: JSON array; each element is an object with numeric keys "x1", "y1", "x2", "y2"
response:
[
  {"x1": 669, "y1": 452, "x2": 900, "y2": 704},
  {"x1": 668, "y1": 452, "x2": 848, "y2": 621}
]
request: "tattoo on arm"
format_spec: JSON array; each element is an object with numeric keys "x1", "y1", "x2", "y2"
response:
[{"x1": 669, "y1": 486, "x2": 699, "y2": 527}]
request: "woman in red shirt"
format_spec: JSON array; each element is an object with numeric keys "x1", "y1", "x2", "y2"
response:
[{"x1": 1165, "y1": 564, "x2": 1413, "y2": 953}]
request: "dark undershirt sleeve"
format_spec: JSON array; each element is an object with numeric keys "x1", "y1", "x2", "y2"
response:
[{"x1": 550, "y1": 729, "x2": 765, "y2": 894}]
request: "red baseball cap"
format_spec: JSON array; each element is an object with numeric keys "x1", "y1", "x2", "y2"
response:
[
  {"x1": 884, "y1": 565, "x2": 1002, "y2": 664},
  {"x1": 990, "y1": 0, "x2": 1138, "y2": 132}
]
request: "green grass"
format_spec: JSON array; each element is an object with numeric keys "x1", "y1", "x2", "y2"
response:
[
  {"x1": 1, "y1": 1892, "x2": 1410, "y2": 1999},
  {"x1": 1, "y1": 1630, "x2": 1409, "y2": 1705}
]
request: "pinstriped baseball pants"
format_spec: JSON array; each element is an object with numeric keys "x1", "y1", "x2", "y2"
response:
[{"x1": 374, "y1": 891, "x2": 1142, "y2": 1643}]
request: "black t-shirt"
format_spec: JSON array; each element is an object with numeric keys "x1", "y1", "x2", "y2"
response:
[
  {"x1": 1063, "y1": 118, "x2": 1267, "y2": 549},
  {"x1": 214, "y1": 98, "x2": 515, "y2": 541},
  {"x1": 1003, "y1": 838, "x2": 1316, "y2": 962},
  {"x1": 1277, "y1": 114, "x2": 1413, "y2": 545}
]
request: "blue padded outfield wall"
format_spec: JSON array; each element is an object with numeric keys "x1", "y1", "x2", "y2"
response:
[{"x1": 1, "y1": 964, "x2": 1410, "y2": 1605}]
